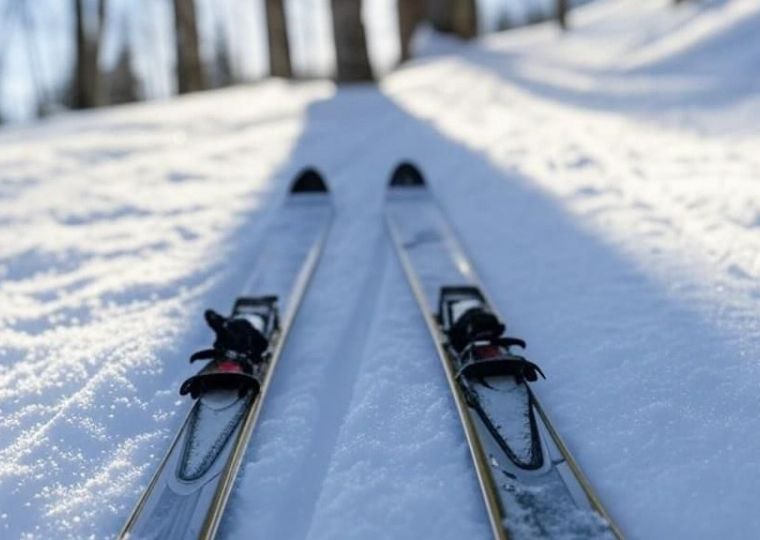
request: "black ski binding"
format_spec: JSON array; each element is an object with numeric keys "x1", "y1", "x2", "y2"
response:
[
  {"x1": 180, "y1": 296, "x2": 279, "y2": 399},
  {"x1": 438, "y1": 286, "x2": 544, "y2": 382}
]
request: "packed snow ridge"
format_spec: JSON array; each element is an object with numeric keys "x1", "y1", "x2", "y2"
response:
[{"x1": 1, "y1": 0, "x2": 759, "y2": 538}]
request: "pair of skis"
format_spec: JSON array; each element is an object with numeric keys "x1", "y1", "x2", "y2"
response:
[{"x1": 120, "y1": 164, "x2": 621, "y2": 539}]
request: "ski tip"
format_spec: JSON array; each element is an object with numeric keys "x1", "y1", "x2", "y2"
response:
[
  {"x1": 389, "y1": 161, "x2": 426, "y2": 188},
  {"x1": 290, "y1": 168, "x2": 329, "y2": 194}
]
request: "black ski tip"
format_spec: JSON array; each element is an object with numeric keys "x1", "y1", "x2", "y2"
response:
[
  {"x1": 389, "y1": 161, "x2": 426, "y2": 188},
  {"x1": 290, "y1": 168, "x2": 328, "y2": 194}
]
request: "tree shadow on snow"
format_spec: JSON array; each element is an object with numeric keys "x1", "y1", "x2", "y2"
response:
[{"x1": 204, "y1": 87, "x2": 760, "y2": 539}]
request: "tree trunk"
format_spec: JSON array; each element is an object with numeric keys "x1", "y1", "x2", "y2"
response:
[
  {"x1": 211, "y1": 30, "x2": 235, "y2": 88},
  {"x1": 398, "y1": 0, "x2": 425, "y2": 62},
  {"x1": 265, "y1": 0, "x2": 292, "y2": 77},
  {"x1": 72, "y1": 0, "x2": 106, "y2": 109},
  {"x1": 426, "y1": 0, "x2": 476, "y2": 39},
  {"x1": 557, "y1": 0, "x2": 569, "y2": 30},
  {"x1": 106, "y1": 45, "x2": 139, "y2": 104},
  {"x1": 426, "y1": 0, "x2": 451, "y2": 32},
  {"x1": 451, "y1": 0, "x2": 476, "y2": 39},
  {"x1": 171, "y1": 0, "x2": 205, "y2": 93},
  {"x1": 330, "y1": 0, "x2": 373, "y2": 82}
]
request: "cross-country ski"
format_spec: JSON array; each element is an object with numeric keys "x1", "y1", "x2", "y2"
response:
[
  {"x1": 385, "y1": 162, "x2": 622, "y2": 539},
  {"x1": 119, "y1": 170, "x2": 332, "y2": 539}
]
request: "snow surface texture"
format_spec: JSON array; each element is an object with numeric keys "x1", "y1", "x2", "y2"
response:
[{"x1": 1, "y1": 0, "x2": 760, "y2": 538}]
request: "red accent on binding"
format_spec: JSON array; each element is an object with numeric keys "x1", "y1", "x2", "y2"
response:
[
  {"x1": 474, "y1": 345, "x2": 501, "y2": 360},
  {"x1": 217, "y1": 360, "x2": 243, "y2": 373}
]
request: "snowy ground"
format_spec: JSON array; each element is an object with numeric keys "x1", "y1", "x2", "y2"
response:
[{"x1": 1, "y1": 0, "x2": 760, "y2": 538}]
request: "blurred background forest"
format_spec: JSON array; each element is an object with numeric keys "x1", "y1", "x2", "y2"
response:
[{"x1": 0, "y1": 0, "x2": 600, "y2": 124}]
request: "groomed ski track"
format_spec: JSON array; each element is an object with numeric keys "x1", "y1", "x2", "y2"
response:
[{"x1": 3, "y1": 1, "x2": 760, "y2": 538}]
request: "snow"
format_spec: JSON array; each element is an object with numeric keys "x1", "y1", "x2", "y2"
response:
[{"x1": 2, "y1": 0, "x2": 760, "y2": 538}]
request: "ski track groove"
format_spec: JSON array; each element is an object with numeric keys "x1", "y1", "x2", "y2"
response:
[
  {"x1": 275, "y1": 231, "x2": 389, "y2": 540},
  {"x1": 214, "y1": 97, "x2": 407, "y2": 538}
]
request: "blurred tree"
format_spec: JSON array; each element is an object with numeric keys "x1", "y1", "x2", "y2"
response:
[
  {"x1": 451, "y1": 0, "x2": 476, "y2": 38},
  {"x1": 210, "y1": 30, "x2": 235, "y2": 87},
  {"x1": 106, "y1": 45, "x2": 139, "y2": 104},
  {"x1": 557, "y1": 0, "x2": 568, "y2": 30},
  {"x1": 19, "y1": 1, "x2": 49, "y2": 115},
  {"x1": 72, "y1": 0, "x2": 106, "y2": 109},
  {"x1": 171, "y1": 0, "x2": 206, "y2": 93},
  {"x1": 398, "y1": 0, "x2": 425, "y2": 63},
  {"x1": 331, "y1": 0, "x2": 373, "y2": 82},
  {"x1": 496, "y1": 11, "x2": 513, "y2": 32},
  {"x1": 427, "y1": 0, "x2": 476, "y2": 39},
  {"x1": 265, "y1": 0, "x2": 292, "y2": 77},
  {"x1": 525, "y1": 2, "x2": 546, "y2": 26},
  {"x1": 426, "y1": 0, "x2": 446, "y2": 31}
]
